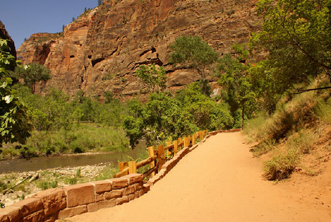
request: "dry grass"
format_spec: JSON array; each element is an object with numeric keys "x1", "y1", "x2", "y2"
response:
[{"x1": 244, "y1": 76, "x2": 331, "y2": 180}]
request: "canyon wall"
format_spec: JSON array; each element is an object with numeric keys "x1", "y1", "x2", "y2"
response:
[{"x1": 17, "y1": 0, "x2": 259, "y2": 99}]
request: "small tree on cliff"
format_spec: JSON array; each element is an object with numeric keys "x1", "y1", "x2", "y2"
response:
[
  {"x1": 11, "y1": 63, "x2": 51, "y2": 93},
  {"x1": 169, "y1": 35, "x2": 219, "y2": 95},
  {"x1": 98, "y1": 0, "x2": 103, "y2": 6},
  {"x1": 136, "y1": 64, "x2": 167, "y2": 93}
]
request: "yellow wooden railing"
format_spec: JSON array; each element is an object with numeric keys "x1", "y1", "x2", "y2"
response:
[{"x1": 113, "y1": 130, "x2": 209, "y2": 179}]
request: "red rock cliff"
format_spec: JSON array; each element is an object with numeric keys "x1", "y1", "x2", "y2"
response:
[{"x1": 17, "y1": 0, "x2": 259, "y2": 98}]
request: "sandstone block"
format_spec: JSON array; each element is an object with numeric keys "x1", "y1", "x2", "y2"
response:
[
  {"x1": 122, "y1": 173, "x2": 143, "y2": 185},
  {"x1": 58, "y1": 205, "x2": 87, "y2": 219},
  {"x1": 104, "y1": 189, "x2": 123, "y2": 200},
  {"x1": 87, "y1": 199, "x2": 116, "y2": 212},
  {"x1": 139, "y1": 189, "x2": 145, "y2": 197},
  {"x1": 22, "y1": 209, "x2": 45, "y2": 222},
  {"x1": 63, "y1": 183, "x2": 95, "y2": 208},
  {"x1": 115, "y1": 196, "x2": 129, "y2": 206},
  {"x1": 143, "y1": 183, "x2": 151, "y2": 194},
  {"x1": 134, "y1": 181, "x2": 143, "y2": 191},
  {"x1": 123, "y1": 185, "x2": 135, "y2": 196},
  {"x1": 108, "y1": 178, "x2": 128, "y2": 189},
  {"x1": 171, "y1": 155, "x2": 180, "y2": 165},
  {"x1": 146, "y1": 180, "x2": 154, "y2": 186},
  {"x1": 32, "y1": 188, "x2": 66, "y2": 217},
  {"x1": 161, "y1": 162, "x2": 170, "y2": 171},
  {"x1": 128, "y1": 194, "x2": 135, "y2": 201},
  {"x1": 0, "y1": 214, "x2": 8, "y2": 222},
  {"x1": 95, "y1": 193, "x2": 104, "y2": 202},
  {"x1": 12, "y1": 197, "x2": 43, "y2": 217},
  {"x1": 0, "y1": 206, "x2": 22, "y2": 222},
  {"x1": 158, "y1": 169, "x2": 167, "y2": 178},
  {"x1": 44, "y1": 212, "x2": 58, "y2": 222},
  {"x1": 134, "y1": 191, "x2": 140, "y2": 199},
  {"x1": 90, "y1": 180, "x2": 112, "y2": 194}
]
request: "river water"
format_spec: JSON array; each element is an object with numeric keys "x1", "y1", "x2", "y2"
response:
[{"x1": 0, "y1": 148, "x2": 144, "y2": 174}]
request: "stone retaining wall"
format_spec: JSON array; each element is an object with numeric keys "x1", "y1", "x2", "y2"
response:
[
  {"x1": 0, "y1": 129, "x2": 240, "y2": 222},
  {"x1": 0, "y1": 174, "x2": 150, "y2": 222}
]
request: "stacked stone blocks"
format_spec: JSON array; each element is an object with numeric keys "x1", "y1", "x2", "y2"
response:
[{"x1": 0, "y1": 174, "x2": 150, "y2": 222}]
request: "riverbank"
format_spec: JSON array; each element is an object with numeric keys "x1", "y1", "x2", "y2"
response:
[
  {"x1": 0, "y1": 163, "x2": 117, "y2": 208},
  {"x1": 0, "y1": 124, "x2": 130, "y2": 160}
]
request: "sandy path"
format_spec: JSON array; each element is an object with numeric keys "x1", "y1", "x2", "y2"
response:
[{"x1": 64, "y1": 132, "x2": 331, "y2": 222}]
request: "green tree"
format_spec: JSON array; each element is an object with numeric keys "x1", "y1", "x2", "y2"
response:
[
  {"x1": 169, "y1": 35, "x2": 219, "y2": 95},
  {"x1": 0, "y1": 39, "x2": 16, "y2": 76},
  {"x1": 175, "y1": 83, "x2": 233, "y2": 130},
  {"x1": 0, "y1": 39, "x2": 32, "y2": 147},
  {"x1": 136, "y1": 64, "x2": 167, "y2": 93},
  {"x1": 250, "y1": 0, "x2": 331, "y2": 94},
  {"x1": 122, "y1": 83, "x2": 234, "y2": 148},
  {"x1": 98, "y1": 0, "x2": 103, "y2": 6},
  {"x1": 216, "y1": 44, "x2": 255, "y2": 128},
  {"x1": 11, "y1": 63, "x2": 51, "y2": 93}
]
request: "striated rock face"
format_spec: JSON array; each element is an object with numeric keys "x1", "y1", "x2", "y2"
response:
[{"x1": 17, "y1": 0, "x2": 259, "y2": 99}]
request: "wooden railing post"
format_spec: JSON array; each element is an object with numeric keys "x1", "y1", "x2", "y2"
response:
[
  {"x1": 129, "y1": 161, "x2": 137, "y2": 174},
  {"x1": 166, "y1": 141, "x2": 172, "y2": 157},
  {"x1": 184, "y1": 137, "x2": 189, "y2": 148},
  {"x1": 173, "y1": 140, "x2": 178, "y2": 155},
  {"x1": 192, "y1": 134, "x2": 195, "y2": 145},
  {"x1": 178, "y1": 138, "x2": 182, "y2": 151},
  {"x1": 158, "y1": 145, "x2": 165, "y2": 171},
  {"x1": 119, "y1": 162, "x2": 128, "y2": 175},
  {"x1": 148, "y1": 146, "x2": 155, "y2": 177}
]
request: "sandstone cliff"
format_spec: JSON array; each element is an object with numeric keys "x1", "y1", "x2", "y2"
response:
[{"x1": 17, "y1": 0, "x2": 259, "y2": 99}]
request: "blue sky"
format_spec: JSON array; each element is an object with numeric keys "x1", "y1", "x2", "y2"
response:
[{"x1": 0, "y1": 0, "x2": 99, "y2": 49}]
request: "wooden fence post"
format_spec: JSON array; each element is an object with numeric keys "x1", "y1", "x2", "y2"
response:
[
  {"x1": 184, "y1": 137, "x2": 189, "y2": 148},
  {"x1": 192, "y1": 134, "x2": 195, "y2": 146},
  {"x1": 128, "y1": 161, "x2": 137, "y2": 174},
  {"x1": 166, "y1": 141, "x2": 172, "y2": 157},
  {"x1": 173, "y1": 140, "x2": 178, "y2": 155},
  {"x1": 158, "y1": 145, "x2": 165, "y2": 171},
  {"x1": 119, "y1": 162, "x2": 128, "y2": 175},
  {"x1": 148, "y1": 146, "x2": 155, "y2": 177},
  {"x1": 178, "y1": 138, "x2": 182, "y2": 151}
]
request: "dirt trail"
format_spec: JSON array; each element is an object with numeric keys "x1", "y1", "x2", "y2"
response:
[{"x1": 63, "y1": 132, "x2": 331, "y2": 222}]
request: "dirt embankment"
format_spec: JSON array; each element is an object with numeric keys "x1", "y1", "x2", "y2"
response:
[{"x1": 63, "y1": 132, "x2": 331, "y2": 222}]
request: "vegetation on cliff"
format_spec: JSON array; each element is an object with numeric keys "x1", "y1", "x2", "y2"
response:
[{"x1": 243, "y1": 0, "x2": 331, "y2": 180}]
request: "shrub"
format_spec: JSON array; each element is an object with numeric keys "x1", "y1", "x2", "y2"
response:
[
  {"x1": 264, "y1": 148, "x2": 301, "y2": 180},
  {"x1": 314, "y1": 98, "x2": 331, "y2": 124}
]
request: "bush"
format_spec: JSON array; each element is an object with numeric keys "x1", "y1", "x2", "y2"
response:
[
  {"x1": 264, "y1": 148, "x2": 301, "y2": 180},
  {"x1": 314, "y1": 98, "x2": 331, "y2": 124}
]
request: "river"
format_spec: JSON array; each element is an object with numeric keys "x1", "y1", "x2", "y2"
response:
[{"x1": 0, "y1": 148, "x2": 145, "y2": 174}]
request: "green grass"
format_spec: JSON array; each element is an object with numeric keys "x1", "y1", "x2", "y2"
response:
[
  {"x1": 94, "y1": 165, "x2": 118, "y2": 181},
  {"x1": 315, "y1": 98, "x2": 331, "y2": 124},
  {"x1": 0, "y1": 123, "x2": 130, "y2": 159}
]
